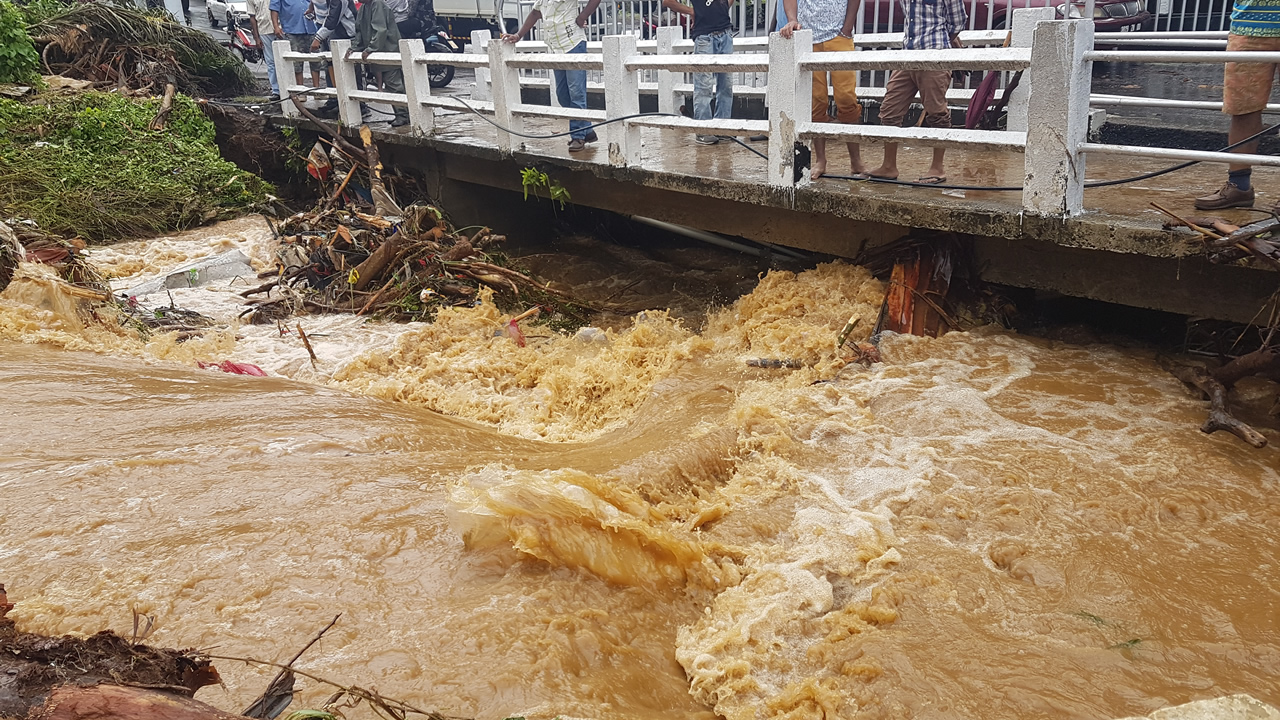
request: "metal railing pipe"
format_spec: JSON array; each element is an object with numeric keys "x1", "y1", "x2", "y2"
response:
[
  {"x1": 1081, "y1": 143, "x2": 1280, "y2": 167},
  {"x1": 1085, "y1": 50, "x2": 1280, "y2": 62}
]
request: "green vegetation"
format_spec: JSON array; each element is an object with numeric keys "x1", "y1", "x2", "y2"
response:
[
  {"x1": 0, "y1": 0, "x2": 39, "y2": 84},
  {"x1": 520, "y1": 166, "x2": 572, "y2": 210},
  {"x1": 0, "y1": 90, "x2": 271, "y2": 242}
]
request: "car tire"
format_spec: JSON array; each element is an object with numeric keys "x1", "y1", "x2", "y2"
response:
[{"x1": 208, "y1": 8, "x2": 219, "y2": 27}]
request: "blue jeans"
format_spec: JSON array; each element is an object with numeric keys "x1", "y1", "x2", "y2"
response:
[
  {"x1": 554, "y1": 40, "x2": 589, "y2": 141},
  {"x1": 693, "y1": 30, "x2": 733, "y2": 122},
  {"x1": 262, "y1": 32, "x2": 280, "y2": 96}
]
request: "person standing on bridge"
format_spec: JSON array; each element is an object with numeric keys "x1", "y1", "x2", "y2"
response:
[
  {"x1": 272, "y1": 0, "x2": 321, "y2": 102},
  {"x1": 1193, "y1": 0, "x2": 1280, "y2": 209},
  {"x1": 247, "y1": 0, "x2": 280, "y2": 99},
  {"x1": 343, "y1": 0, "x2": 412, "y2": 127},
  {"x1": 857, "y1": 0, "x2": 966, "y2": 184},
  {"x1": 779, "y1": 0, "x2": 866, "y2": 178},
  {"x1": 663, "y1": 0, "x2": 735, "y2": 145},
  {"x1": 501, "y1": 0, "x2": 604, "y2": 152}
]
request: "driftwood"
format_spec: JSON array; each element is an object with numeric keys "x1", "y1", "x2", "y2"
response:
[
  {"x1": 149, "y1": 83, "x2": 176, "y2": 131},
  {"x1": 27, "y1": 685, "x2": 242, "y2": 720},
  {"x1": 350, "y1": 230, "x2": 407, "y2": 291},
  {"x1": 1163, "y1": 347, "x2": 1280, "y2": 448}
]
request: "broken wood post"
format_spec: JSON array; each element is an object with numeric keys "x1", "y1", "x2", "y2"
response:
[
  {"x1": 360, "y1": 125, "x2": 401, "y2": 217},
  {"x1": 149, "y1": 82, "x2": 176, "y2": 131},
  {"x1": 350, "y1": 230, "x2": 408, "y2": 291}
]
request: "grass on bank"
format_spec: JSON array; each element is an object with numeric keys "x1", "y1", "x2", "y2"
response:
[{"x1": 0, "y1": 90, "x2": 271, "y2": 243}]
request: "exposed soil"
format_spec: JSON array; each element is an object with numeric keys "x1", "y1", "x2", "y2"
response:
[{"x1": 0, "y1": 589, "x2": 219, "y2": 719}]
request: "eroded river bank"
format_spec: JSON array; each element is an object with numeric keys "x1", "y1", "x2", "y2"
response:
[{"x1": 1, "y1": 216, "x2": 1278, "y2": 720}]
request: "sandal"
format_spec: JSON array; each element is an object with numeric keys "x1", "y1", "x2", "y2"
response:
[
  {"x1": 917, "y1": 175, "x2": 946, "y2": 185},
  {"x1": 851, "y1": 172, "x2": 898, "y2": 181}
]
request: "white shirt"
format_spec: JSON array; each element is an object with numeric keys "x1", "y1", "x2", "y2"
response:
[
  {"x1": 246, "y1": 0, "x2": 275, "y2": 37},
  {"x1": 532, "y1": 0, "x2": 586, "y2": 53}
]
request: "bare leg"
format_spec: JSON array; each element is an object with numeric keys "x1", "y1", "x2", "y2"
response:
[
  {"x1": 813, "y1": 138, "x2": 827, "y2": 179},
  {"x1": 847, "y1": 142, "x2": 866, "y2": 175},
  {"x1": 866, "y1": 142, "x2": 900, "y2": 179},
  {"x1": 924, "y1": 147, "x2": 946, "y2": 181},
  {"x1": 1229, "y1": 110, "x2": 1263, "y2": 173}
]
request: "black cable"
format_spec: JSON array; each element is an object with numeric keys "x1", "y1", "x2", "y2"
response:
[
  {"x1": 451, "y1": 95, "x2": 683, "y2": 139},
  {"x1": 223, "y1": 79, "x2": 1280, "y2": 194},
  {"x1": 825, "y1": 122, "x2": 1280, "y2": 191}
]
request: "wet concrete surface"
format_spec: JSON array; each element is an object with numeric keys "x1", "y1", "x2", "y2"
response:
[{"x1": 341, "y1": 109, "x2": 1280, "y2": 254}]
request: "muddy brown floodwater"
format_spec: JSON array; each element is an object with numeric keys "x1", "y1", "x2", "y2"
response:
[{"x1": 0, "y1": 221, "x2": 1278, "y2": 720}]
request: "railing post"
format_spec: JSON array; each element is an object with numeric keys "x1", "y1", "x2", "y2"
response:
[
  {"x1": 400, "y1": 38, "x2": 433, "y2": 136},
  {"x1": 470, "y1": 30, "x2": 492, "y2": 102},
  {"x1": 1005, "y1": 7, "x2": 1056, "y2": 133},
  {"x1": 767, "y1": 29, "x2": 810, "y2": 188},
  {"x1": 1022, "y1": 19, "x2": 1093, "y2": 217},
  {"x1": 656, "y1": 25, "x2": 681, "y2": 115},
  {"x1": 489, "y1": 36, "x2": 523, "y2": 154},
  {"x1": 275, "y1": 39, "x2": 299, "y2": 118},
  {"x1": 603, "y1": 34, "x2": 640, "y2": 167},
  {"x1": 330, "y1": 38, "x2": 362, "y2": 126}
]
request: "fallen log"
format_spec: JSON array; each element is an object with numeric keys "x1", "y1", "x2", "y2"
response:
[
  {"x1": 1165, "y1": 361, "x2": 1269, "y2": 448},
  {"x1": 27, "y1": 684, "x2": 242, "y2": 720}
]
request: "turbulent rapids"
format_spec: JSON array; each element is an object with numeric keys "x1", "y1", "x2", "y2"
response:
[{"x1": 1, "y1": 217, "x2": 1277, "y2": 720}]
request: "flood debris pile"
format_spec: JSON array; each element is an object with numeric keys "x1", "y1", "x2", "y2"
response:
[
  {"x1": 28, "y1": 2, "x2": 254, "y2": 95},
  {"x1": 1151, "y1": 206, "x2": 1280, "y2": 448},
  {"x1": 243, "y1": 204, "x2": 592, "y2": 328},
  {"x1": 0, "y1": 585, "x2": 222, "y2": 720},
  {"x1": 0, "y1": 89, "x2": 270, "y2": 242}
]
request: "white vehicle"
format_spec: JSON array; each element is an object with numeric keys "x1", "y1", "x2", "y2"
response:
[{"x1": 206, "y1": 0, "x2": 247, "y2": 28}]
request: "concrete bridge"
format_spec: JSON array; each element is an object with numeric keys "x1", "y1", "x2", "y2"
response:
[{"x1": 268, "y1": 11, "x2": 1280, "y2": 323}]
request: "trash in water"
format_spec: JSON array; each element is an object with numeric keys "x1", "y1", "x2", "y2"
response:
[{"x1": 197, "y1": 360, "x2": 268, "y2": 376}]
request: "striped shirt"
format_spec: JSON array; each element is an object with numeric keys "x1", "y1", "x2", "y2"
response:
[
  {"x1": 903, "y1": 0, "x2": 967, "y2": 50},
  {"x1": 533, "y1": 0, "x2": 586, "y2": 53},
  {"x1": 1232, "y1": 0, "x2": 1280, "y2": 36}
]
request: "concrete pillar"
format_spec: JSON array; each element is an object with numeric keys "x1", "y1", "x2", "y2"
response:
[
  {"x1": 656, "y1": 25, "x2": 682, "y2": 115},
  {"x1": 767, "y1": 29, "x2": 810, "y2": 189},
  {"x1": 1006, "y1": 7, "x2": 1056, "y2": 133},
  {"x1": 489, "y1": 37, "x2": 524, "y2": 154},
  {"x1": 470, "y1": 30, "x2": 492, "y2": 102},
  {"x1": 401, "y1": 38, "x2": 433, "y2": 136},
  {"x1": 329, "y1": 38, "x2": 362, "y2": 127},
  {"x1": 1022, "y1": 19, "x2": 1093, "y2": 217},
  {"x1": 603, "y1": 34, "x2": 641, "y2": 167},
  {"x1": 275, "y1": 39, "x2": 299, "y2": 118}
]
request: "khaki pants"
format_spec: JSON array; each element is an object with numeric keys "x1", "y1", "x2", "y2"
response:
[
  {"x1": 811, "y1": 36, "x2": 861, "y2": 124},
  {"x1": 1224, "y1": 34, "x2": 1280, "y2": 116},
  {"x1": 879, "y1": 69, "x2": 952, "y2": 128}
]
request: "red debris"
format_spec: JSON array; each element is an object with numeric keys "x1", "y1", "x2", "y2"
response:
[{"x1": 197, "y1": 361, "x2": 268, "y2": 376}]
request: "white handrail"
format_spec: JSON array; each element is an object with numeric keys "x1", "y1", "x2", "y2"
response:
[
  {"x1": 1085, "y1": 50, "x2": 1280, "y2": 62},
  {"x1": 270, "y1": 13, "x2": 1268, "y2": 222}
]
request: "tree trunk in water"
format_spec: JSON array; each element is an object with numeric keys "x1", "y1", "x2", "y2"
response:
[{"x1": 27, "y1": 685, "x2": 240, "y2": 720}]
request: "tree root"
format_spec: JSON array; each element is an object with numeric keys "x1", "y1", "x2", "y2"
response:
[{"x1": 1162, "y1": 349, "x2": 1280, "y2": 448}]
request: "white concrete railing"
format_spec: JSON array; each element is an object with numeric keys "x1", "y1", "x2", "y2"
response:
[{"x1": 272, "y1": 10, "x2": 1280, "y2": 221}]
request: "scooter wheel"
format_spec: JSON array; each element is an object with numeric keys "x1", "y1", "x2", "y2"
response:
[{"x1": 428, "y1": 64, "x2": 454, "y2": 89}]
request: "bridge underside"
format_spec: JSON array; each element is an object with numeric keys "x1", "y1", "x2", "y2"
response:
[{"x1": 276, "y1": 114, "x2": 1279, "y2": 323}]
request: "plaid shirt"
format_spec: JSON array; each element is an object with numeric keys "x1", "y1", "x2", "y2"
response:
[{"x1": 903, "y1": 0, "x2": 968, "y2": 50}]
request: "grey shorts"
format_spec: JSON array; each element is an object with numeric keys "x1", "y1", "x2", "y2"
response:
[{"x1": 287, "y1": 32, "x2": 329, "y2": 68}]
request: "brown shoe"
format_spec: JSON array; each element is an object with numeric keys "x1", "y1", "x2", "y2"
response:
[
  {"x1": 1194, "y1": 181, "x2": 1255, "y2": 210},
  {"x1": 568, "y1": 138, "x2": 585, "y2": 152}
]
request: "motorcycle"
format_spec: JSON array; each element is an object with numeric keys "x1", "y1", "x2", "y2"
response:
[
  {"x1": 421, "y1": 23, "x2": 460, "y2": 88},
  {"x1": 228, "y1": 12, "x2": 264, "y2": 64}
]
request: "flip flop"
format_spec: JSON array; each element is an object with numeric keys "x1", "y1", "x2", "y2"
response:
[
  {"x1": 918, "y1": 175, "x2": 947, "y2": 185},
  {"x1": 851, "y1": 172, "x2": 898, "y2": 181}
]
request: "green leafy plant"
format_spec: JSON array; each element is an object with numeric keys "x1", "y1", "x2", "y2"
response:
[
  {"x1": 0, "y1": 90, "x2": 271, "y2": 242},
  {"x1": 0, "y1": 0, "x2": 39, "y2": 84},
  {"x1": 520, "y1": 166, "x2": 572, "y2": 210}
]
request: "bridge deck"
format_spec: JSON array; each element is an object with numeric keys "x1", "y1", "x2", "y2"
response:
[
  {"x1": 363, "y1": 110, "x2": 1278, "y2": 255},
  {"x1": 275, "y1": 111, "x2": 1280, "y2": 322}
]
